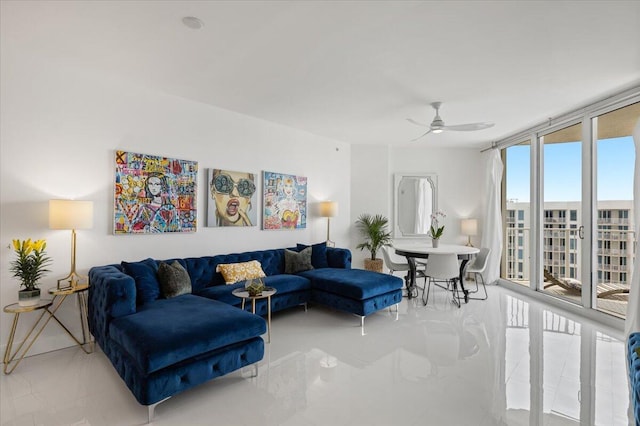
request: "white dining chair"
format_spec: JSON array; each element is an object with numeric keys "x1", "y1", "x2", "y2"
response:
[
  {"x1": 465, "y1": 247, "x2": 490, "y2": 300},
  {"x1": 423, "y1": 252, "x2": 462, "y2": 308},
  {"x1": 381, "y1": 246, "x2": 426, "y2": 295}
]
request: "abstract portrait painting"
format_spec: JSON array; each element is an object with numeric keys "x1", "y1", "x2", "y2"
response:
[
  {"x1": 262, "y1": 171, "x2": 307, "y2": 230},
  {"x1": 207, "y1": 169, "x2": 257, "y2": 227},
  {"x1": 114, "y1": 150, "x2": 198, "y2": 234}
]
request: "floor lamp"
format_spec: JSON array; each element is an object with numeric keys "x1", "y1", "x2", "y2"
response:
[
  {"x1": 319, "y1": 201, "x2": 338, "y2": 248},
  {"x1": 461, "y1": 218, "x2": 478, "y2": 247},
  {"x1": 49, "y1": 199, "x2": 94, "y2": 289}
]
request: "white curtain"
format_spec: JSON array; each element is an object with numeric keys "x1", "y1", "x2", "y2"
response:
[
  {"x1": 625, "y1": 117, "x2": 640, "y2": 338},
  {"x1": 415, "y1": 178, "x2": 429, "y2": 234},
  {"x1": 481, "y1": 149, "x2": 503, "y2": 284}
]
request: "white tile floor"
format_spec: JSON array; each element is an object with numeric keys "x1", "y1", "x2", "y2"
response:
[{"x1": 0, "y1": 284, "x2": 630, "y2": 426}]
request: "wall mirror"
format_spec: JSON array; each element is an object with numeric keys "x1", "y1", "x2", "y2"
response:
[{"x1": 393, "y1": 173, "x2": 437, "y2": 238}]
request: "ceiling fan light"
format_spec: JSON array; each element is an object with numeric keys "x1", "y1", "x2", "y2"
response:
[{"x1": 432, "y1": 128, "x2": 444, "y2": 134}]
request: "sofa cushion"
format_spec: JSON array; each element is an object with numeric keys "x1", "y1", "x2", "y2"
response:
[
  {"x1": 297, "y1": 242, "x2": 329, "y2": 269},
  {"x1": 194, "y1": 274, "x2": 312, "y2": 305},
  {"x1": 158, "y1": 261, "x2": 192, "y2": 298},
  {"x1": 109, "y1": 295, "x2": 266, "y2": 375},
  {"x1": 216, "y1": 260, "x2": 266, "y2": 284},
  {"x1": 299, "y1": 268, "x2": 403, "y2": 299},
  {"x1": 285, "y1": 247, "x2": 314, "y2": 273},
  {"x1": 121, "y1": 258, "x2": 160, "y2": 305}
]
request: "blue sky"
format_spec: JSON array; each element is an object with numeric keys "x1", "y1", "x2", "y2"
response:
[{"x1": 506, "y1": 136, "x2": 634, "y2": 202}]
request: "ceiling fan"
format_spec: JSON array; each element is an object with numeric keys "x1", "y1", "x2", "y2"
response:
[{"x1": 407, "y1": 102, "x2": 495, "y2": 141}]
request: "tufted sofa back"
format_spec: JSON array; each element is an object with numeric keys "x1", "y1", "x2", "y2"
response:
[{"x1": 183, "y1": 249, "x2": 285, "y2": 292}]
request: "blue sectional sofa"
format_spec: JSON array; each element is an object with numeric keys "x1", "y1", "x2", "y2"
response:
[
  {"x1": 88, "y1": 245, "x2": 402, "y2": 419},
  {"x1": 628, "y1": 332, "x2": 640, "y2": 425}
]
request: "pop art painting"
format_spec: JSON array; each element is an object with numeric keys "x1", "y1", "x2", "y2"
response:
[
  {"x1": 114, "y1": 151, "x2": 197, "y2": 234},
  {"x1": 207, "y1": 169, "x2": 257, "y2": 227},
  {"x1": 262, "y1": 171, "x2": 307, "y2": 230}
]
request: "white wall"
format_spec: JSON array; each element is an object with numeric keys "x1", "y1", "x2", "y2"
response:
[
  {"x1": 390, "y1": 146, "x2": 486, "y2": 246},
  {"x1": 351, "y1": 144, "x2": 486, "y2": 270},
  {"x1": 0, "y1": 54, "x2": 351, "y2": 355}
]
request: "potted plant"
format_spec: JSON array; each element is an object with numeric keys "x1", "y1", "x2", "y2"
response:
[
  {"x1": 10, "y1": 239, "x2": 52, "y2": 306},
  {"x1": 355, "y1": 213, "x2": 392, "y2": 272},
  {"x1": 429, "y1": 210, "x2": 446, "y2": 247}
]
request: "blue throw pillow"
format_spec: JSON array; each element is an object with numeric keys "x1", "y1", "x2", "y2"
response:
[
  {"x1": 121, "y1": 258, "x2": 160, "y2": 305},
  {"x1": 296, "y1": 242, "x2": 329, "y2": 269}
]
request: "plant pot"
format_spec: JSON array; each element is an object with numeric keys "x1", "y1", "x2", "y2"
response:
[
  {"x1": 245, "y1": 279, "x2": 265, "y2": 297},
  {"x1": 18, "y1": 288, "x2": 41, "y2": 307},
  {"x1": 364, "y1": 258, "x2": 383, "y2": 273},
  {"x1": 432, "y1": 238, "x2": 439, "y2": 248}
]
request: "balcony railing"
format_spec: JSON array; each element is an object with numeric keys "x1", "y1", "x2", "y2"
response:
[{"x1": 504, "y1": 226, "x2": 635, "y2": 286}]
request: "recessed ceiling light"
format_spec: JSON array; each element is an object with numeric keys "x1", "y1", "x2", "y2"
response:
[{"x1": 182, "y1": 16, "x2": 204, "y2": 30}]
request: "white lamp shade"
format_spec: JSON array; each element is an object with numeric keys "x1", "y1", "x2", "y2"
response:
[
  {"x1": 49, "y1": 200, "x2": 94, "y2": 230},
  {"x1": 319, "y1": 201, "x2": 338, "y2": 218},
  {"x1": 461, "y1": 218, "x2": 478, "y2": 236}
]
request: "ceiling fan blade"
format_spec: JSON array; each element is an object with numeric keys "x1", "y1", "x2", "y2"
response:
[
  {"x1": 406, "y1": 118, "x2": 429, "y2": 128},
  {"x1": 442, "y1": 122, "x2": 495, "y2": 132},
  {"x1": 410, "y1": 129, "x2": 432, "y2": 142}
]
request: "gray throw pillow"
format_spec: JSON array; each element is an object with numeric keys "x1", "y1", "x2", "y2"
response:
[
  {"x1": 158, "y1": 261, "x2": 192, "y2": 298},
  {"x1": 284, "y1": 247, "x2": 314, "y2": 274}
]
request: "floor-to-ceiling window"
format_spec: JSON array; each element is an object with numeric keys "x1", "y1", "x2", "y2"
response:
[
  {"x1": 594, "y1": 102, "x2": 639, "y2": 317},
  {"x1": 499, "y1": 91, "x2": 639, "y2": 320},
  {"x1": 504, "y1": 139, "x2": 531, "y2": 287},
  {"x1": 540, "y1": 122, "x2": 583, "y2": 304}
]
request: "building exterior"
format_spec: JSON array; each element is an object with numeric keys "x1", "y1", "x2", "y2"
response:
[{"x1": 505, "y1": 200, "x2": 634, "y2": 287}]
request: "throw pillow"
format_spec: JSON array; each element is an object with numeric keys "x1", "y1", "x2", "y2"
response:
[
  {"x1": 216, "y1": 260, "x2": 266, "y2": 285},
  {"x1": 296, "y1": 241, "x2": 329, "y2": 269},
  {"x1": 158, "y1": 261, "x2": 192, "y2": 299},
  {"x1": 285, "y1": 247, "x2": 314, "y2": 274},
  {"x1": 121, "y1": 258, "x2": 160, "y2": 305}
]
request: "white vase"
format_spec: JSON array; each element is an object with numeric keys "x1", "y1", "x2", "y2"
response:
[
  {"x1": 432, "y1": 238, "x2": 439, "y2": 248},
  {"x1": 18, "y1": 288, "x2": 41, "y2": 307}
]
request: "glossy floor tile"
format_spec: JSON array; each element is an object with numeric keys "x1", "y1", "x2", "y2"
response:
[{"x1": 0, "y1": 285, "x2": 630, "y2": 425}]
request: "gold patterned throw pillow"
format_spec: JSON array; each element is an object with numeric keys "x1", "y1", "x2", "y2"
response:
[{"x1": 216, "y1": 260, "x2": 266, "y2": 284}]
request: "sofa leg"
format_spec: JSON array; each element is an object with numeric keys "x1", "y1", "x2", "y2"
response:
[
  {"x1": 250, "y1": 363, "x2": 259, "y2": 378},
  {"x1": 147, "y1": 397, "x2": 170, "y2": 423},
  {"x1": 302, "y1": 302, "x2": 308, "y2": 312}
]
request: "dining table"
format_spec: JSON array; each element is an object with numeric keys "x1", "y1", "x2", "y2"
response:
[{"x1": 394, "y1": 243, "x2": 480, "y2": 303}]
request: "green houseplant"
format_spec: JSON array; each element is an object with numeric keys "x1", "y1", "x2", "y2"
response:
[
  {"x1": 355, "y1": 213, "x2": 392, "y2": 272},
  {"x1": 10, "y1": 239, "x2": 52, "y2": 306}
]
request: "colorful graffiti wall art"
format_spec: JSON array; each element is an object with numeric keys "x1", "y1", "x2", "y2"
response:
[
  {"x1": 114, "y1": 151, "x2": 198, "y2": 234},
  {"x1": 207, "y1": 169, "x2": 257, "y2": 227},
  {"x1": 262, "y1": 171, "x2": 307, "y2": 230}
]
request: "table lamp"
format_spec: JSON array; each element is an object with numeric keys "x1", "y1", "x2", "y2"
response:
[
  {"x1": 49, "y1": 199, "x2": 94, "y2": 289},
  {"x1": 461, "y1": 218, "x2": 478, "y2": 247},
  {"x1": 319, "y1": 201, "x2": 338, "y2": 248}
]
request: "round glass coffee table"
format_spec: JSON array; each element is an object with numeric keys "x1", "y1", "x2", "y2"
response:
[{"x1": 232, "y1": 287, "x2": 277, "y2": 343}]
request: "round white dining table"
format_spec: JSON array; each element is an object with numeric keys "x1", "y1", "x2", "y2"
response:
[{"x1": 394, "y1": 243, "x2": 480, "y2": 302}]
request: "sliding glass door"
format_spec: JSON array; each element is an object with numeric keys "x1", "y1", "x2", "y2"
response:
[
  {"x1": 594, "y1": 102, "x2": 639, "y2": 318},
  {"x1": 540, "y1": 123, "x2": 583, "y2": 305},
  {"x1": 501, "y1": 96, "x2": 639, "y2": 320}
]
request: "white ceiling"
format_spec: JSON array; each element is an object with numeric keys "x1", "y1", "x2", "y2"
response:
[{"x1": 2, "y1": 1, "x2": 640, "y2": 148}]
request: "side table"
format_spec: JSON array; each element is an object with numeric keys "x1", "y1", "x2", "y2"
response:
[
  {"x1": 232, "y1": 287, "x2": 277, "y2": 343},
  {"x1": 48, "y1": 285, "x2": 94, "y2": 354},
  {"x1": 3, "y1": 285, "x2": 93, "y2": 374}
]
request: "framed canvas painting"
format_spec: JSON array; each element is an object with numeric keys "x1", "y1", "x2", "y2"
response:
[
  {"x1": 114, "y1": 150, "x2": 198, "y2": 234},
  {"x1": 262, "y1": 171, "x2": 307, "y2": 230},
  {"x1": 207, "y1": 168, "x2": 257, "y2": 227}
]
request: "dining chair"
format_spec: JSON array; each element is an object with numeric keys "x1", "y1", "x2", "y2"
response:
[
  {"x1": 381, "y1": 246, "x2": 426, "y2": 294},
  {"x1": 422, "y1": 252, "x2": 462, "y2": 308},
  {"x1": 465, "y1": 247, "x2": 490, "y2": 300}
]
